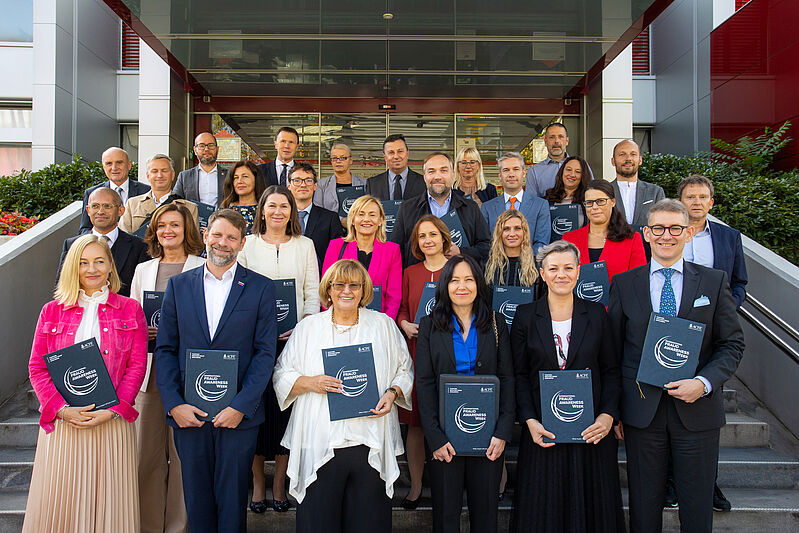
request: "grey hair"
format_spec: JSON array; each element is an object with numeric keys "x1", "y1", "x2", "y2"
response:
[
  {"x1": 536, "y1": 239, "x2": 580, "y2": 266},
  {"x1": 497, "y1": 151, "x2": 525, "y2": 170},
  {"x1": 146, "y1": 153, "x2": 174, "y2": 171},
  {"x1": 647, "y1": 199, "x2": 690, "y2": 225},
  {"x1": 330, "y1": 143, "x2": 351, "y2": 156}
]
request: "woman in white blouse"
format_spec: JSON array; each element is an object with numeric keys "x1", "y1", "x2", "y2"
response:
[
  {"x1": 273, "y1": 259, "x2": 413, "y2": 533},
  {"x1": 237, "y1": 184, "x2": 321, "y2": 513}
]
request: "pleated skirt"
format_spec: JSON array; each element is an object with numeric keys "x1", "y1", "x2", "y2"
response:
[{"x1": 22, "y1": 418, "x2": 140, "y2": 533}]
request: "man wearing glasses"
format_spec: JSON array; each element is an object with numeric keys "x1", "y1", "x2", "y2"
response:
[
  {"x1": 173, "y1": 132, "x2": 228, "y2": 207},
  {"x1": 608, "y1": 199, "x2": 744, "y2": 533},
  {"x1": 314, "y1": 143, "x2": 367, "y2": 214},
  {"x1": 526, "y1": 123, "x2": 593, "y2": 198}
]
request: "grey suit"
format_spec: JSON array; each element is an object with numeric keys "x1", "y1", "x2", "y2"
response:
[
  {"x1": 173, "y1": 165, "x2": 228, "y2": 206},
  {"x1": 313, "y1": 174, "x2": 367, "y2": 213},
  {"x1": 611, "y1": 179, "x2": 665, "y2": 227}
]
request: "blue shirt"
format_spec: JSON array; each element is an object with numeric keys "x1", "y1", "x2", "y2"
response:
[
  {"x1": 389, "y1": 167, "x2": 410, "y2": 201},
  {"x1": 526, "y1": 153, "x2": 594, "y2": 197},
  {"x1": 452, "y1": 314, "x2": 477, "y2": 375},
  {"x1": 683, "y1": 220, "x2": 715, "y2": 267},
  {"x1": 428, "y1": 192, "x2": 453, "y2": 218}
]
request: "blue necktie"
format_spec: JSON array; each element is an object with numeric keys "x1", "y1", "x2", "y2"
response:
[
  {"x1": 659, "y1": 267, "x2": 677, "y2": 316},
  {"x1": 298, "y1": 210, "x2": 307, "y2": 234}
]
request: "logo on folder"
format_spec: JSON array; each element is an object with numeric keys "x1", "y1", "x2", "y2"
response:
[
  {"x1": 194, "y1": 370, "x2": 229, "y2": 402},
  {"x1": 63, "y1": 366, "x2": 99, "y2": 396},
  {"x1": 654, "y1": 335, "x2": 690, "y2": 369},
  {"x1": 454, "y1": 403, "x2": 487, "y2": 434},
  {"x1": 342, "y1": 197, "x2": 357, "y2": 215},
  {"x1": 335, "y1": 366, "x2": 369, "y2": 397},
  {"x1": 549, "y1": 390, "x2": 585, "y2": 423},
  {"x1": 576, "y1": 280, "x2": 604, "y2": 302},
  {"x1": 148, "y1": 308, "x2": 161, "y2": 328},
  {"x1": 276, "y1": 300, "x2": 291, "y2": 323},
  {"x1": 450, "y1": 229, "x2": 463, "y2": 247},
  {"x1": 498, "y1": 300, "x2": 518, "y2": 326},
  {"x1": 551, "y1": 217, "x2": 574, "y2": 235}
]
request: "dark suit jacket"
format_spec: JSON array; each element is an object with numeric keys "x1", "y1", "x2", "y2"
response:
[
  {"x1": 510, "y1": 297, "x2": 621, "y2": 424},
  {"x1": 607, "y1": 262, "x2": 745, "y2": 431},
  {"x1": 391, "y1": 192, "x2": 491, "y2": 267},
  {"x1": 58, "y1": 229, "x2": 150, "y2": 297},
  {"x1": 256, "y1": 160, "x2": 283, "y2": 187},
  {"x1": 304, "y1": 204, "x2": 345, "y2": 270},
  {"x1": 415, "y1": 312, "x2": 515, "y2": 451},
  {"x1": 610, "y1": 179, "x2": 665, "y2": 227},
  {"x1": 79, "y1": 179, "x2": 151, "y2": 234},
  {"x1": 709, "y1": 221, "x2": 748, "y2": 307},
  {"x1": 154, "y1": 265, "x2": 277, "y2": 429},
  {"x1": 366, "y1": 168, "x2": 426, "y2": 201},
  {"x1": 172, "y1": 165, "x2": 227, "y2": 206}
]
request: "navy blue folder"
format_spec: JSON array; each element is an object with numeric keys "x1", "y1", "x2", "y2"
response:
[
  {"x1": 549, "y1": 203, "x2": 581, "y2": 242},
  {"x1": 636, "y1": 313, "x2": 706, "y2": 388},
  {"x1": 133, "y1": 221, "x2": 150, "y2": 238},
  {"x1": 366, "y1": 284, "x2": 382, "y2": 312},
  {"x1": 43, "y1": 339, "x2": 120, "y2": 410},
  {"x1": 273, "y1": 279, "x2": 298, "y2": 336},
  {"x1": 184, "y1": 349, "x2": 239, "y2": 420},
  {"x1": 439, "y1": 374, "x2": 500, "y2": 455},
  {"x1": 142, "y1": 291, "x2": 164, "y2": 353},
  {"x1": 539, "y1": 370, "x2": 594, "y2": 443},
  {"x1": 414, "y1": 282, "x2": 437, "y2": 324},
  {"x1": 336, "y1": 185, "x2": 366, "y2": 217},
  {"x1": 322, "y1": 343, "x2": 380, "y2": 421},
  {"x1": 190, "y1": 201, "x2": 216, "y2": 230},
  {"x1": 574, "y1": 261, "x2": 610, "y2": 306},
  {"x1": 381, "y1": 200, "x2": 403, "y2": 240},
  {"x1": 442, "y1": 210, "x2": 471, "y2": 248},
  {"x1": 492, "y1": 285, "x2": 534, "y2": 327}
]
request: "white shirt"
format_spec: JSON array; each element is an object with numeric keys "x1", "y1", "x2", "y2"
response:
[
  {"x1": 203, "y1": 262, "x2": 237, "y2": 340},
  {"x1": 617, "y1": 180, "x2": 638, "y2": 225},
  {"x1": 504, "y1": 189, "x2": 524, "y2": 210},
  {"x1": 93, "y1": 226, "x2": 120, "y2": 248},
  {"x1": 551, "y1": 318, "x2": 572, "y2": 369},
  {"x1": 277, "y1": 160, "x2": 294, "y2": 185},
  {"x1": 111, "y1": 179, "x2": 130, "y2": 205},
  {"x1": 75, "y1": 284, "x2": 110, "y2": 350},
  {"x1": 198, "y1": 165, "x2": 219, "y2": 207},
  {"x1": 683, "y1": 220, "x2": 714, "y2": 267},
  {"x1": 152, "y1": 190, "x2": 171, "y2": 206}
]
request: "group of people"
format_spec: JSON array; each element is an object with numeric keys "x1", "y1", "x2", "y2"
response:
[{"x1": 23, "y1": 122, "x2": 748, "y2": 533}]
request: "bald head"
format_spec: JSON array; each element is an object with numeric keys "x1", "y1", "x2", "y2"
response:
[
  {"x1": 101, "y1": 147, "x2": 132, "y2": 187},
  {"x1": 611, "y1": 139, "x2": 642, "y2": 181},
  {"x1": 86, "y1": 187, "x2": 124, "y2": 233},
  {"x1": 193, "y1": 132, "x2": 218, "y2": 167}
]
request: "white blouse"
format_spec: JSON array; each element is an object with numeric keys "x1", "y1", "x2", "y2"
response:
[
  {"x1": 75, "y1": 285, "x2": 110, "y2": 349},
  {"x1": 273, "y1": 308, "x2": 414, "y2": 503},
  {"x1": 237, "y1": 234, "x2": 320, "y2": 320}
]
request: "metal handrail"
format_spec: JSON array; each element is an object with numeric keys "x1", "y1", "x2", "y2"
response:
[
  {"x1": 745, "y1": 294, "x2": 799, "y2": 344},
  {"x1": 738, "y1": 304, "x2": 799, "y2": 365}
]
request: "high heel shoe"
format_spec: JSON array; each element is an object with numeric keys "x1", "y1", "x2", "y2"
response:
[
  {"x1": 272, "y1": 499, "x2": 292, "y2": 512},
  {"x1": 249, "y1": 499, "x2": 268, "y2": 513},
  {"x1": 401, "y1": 495, "x2": 420, "y2": 510}
]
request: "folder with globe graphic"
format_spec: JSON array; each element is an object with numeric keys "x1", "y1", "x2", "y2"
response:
[
  {"x1": 549, "y1": 203, "x2": 581, "y2": 243},
  {"x1": 184, "y1": 349, "x2": 239, "y2": 420},
  {"x1": 273, "y1": 279, "x2": 297, "y2": 336},
  {"x1": 636, "y1": 313, "x2": 706, "y2": 388},
  {"x1": 43, "y1": 338, "x2": 119, "y2": 411},
  {"x1": 439, "y1": 374, "x2": 499, "y2": 455},
  {"x1": 574, "y1": 261, "x2": 610, "y2": 307},
  {"x1": 322, "y1": 343, "x2": 379, "y2": 421},
  {"x1": 442, "y1": 210, "x2": 470, "y2": 249},
  {"x1": 414, "y1": 282, "x2": 437, "y2": 324},
  {"x1": 336, "y1": 185, "x2": 366, "y2": 217},
  {"x1": 539, "y1": 370, "x2": 594, "y2": 443}
]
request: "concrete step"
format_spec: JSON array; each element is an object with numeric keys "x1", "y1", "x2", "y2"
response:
[
  {"x1": 721, "y1": 412, "x2": 770, "y2": 448},
  {"x1": 724, "y1": 388, "x2": 738, "y2": 413},
  {"x1": 25, "y1": 390, "x2": 38, "y2": 414},
  {"x1": 0, "y1": 448, "x2": 34, "y2": 492},
  {"x1": 0, "y1": 489, "x2": 26, "y2": 533},
  {"x1": 0, "y1": 416, "x2": 38, "y2": 448}
]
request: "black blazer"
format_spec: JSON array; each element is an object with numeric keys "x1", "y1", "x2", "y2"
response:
[
  {"x1": 303, "y1": 204, "x2": 345, "y2": 270},
  {"x1": 415, "y1": 312, "x2": 515, "y2": 451},
  {"x1": 79, "y1": 180, "x2": 151, "y2": 234},
  {"x1": 256, "y1": 161, "x2": 280, "y2": 187},
  {"x1": 391, "y1": 192, "x2": 491, "y2": 267},
  {"x1": 57, "y1": 229, "x2": 150, "y2": 297},
  {"x1": 366, "y1": 169, "x2": 426, "y2": 201},
  {"x1": 455, "y1": 183, "x2": 498, "y2": 204},
  {"x1": 607, "y1": 261, "x2": 745, "y2": 431},
  {"x1": 511, "y1": 297, "x2": 620, "y2": 425}
]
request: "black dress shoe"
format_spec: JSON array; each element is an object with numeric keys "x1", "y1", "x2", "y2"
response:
[
  {"x1": 401, "y1": 496, "x2": 420, "y2": 510},
  {"x1": 664, "y1": 479, "x2": 678, "y2": 508},
  {"x1": 249, "y1": 499, "x2": 268, "y2": 513},
  {"x1": 272, "y1": 499, "x2": 292, "y2": 512},
  {"x1": 713, "y1": 483, "x2": 732, "y2": 512}
]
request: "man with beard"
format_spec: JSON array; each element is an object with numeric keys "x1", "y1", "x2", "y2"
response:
[
  {"x1": 610, "y1": 139, "x2": 665, "y2": 227},
  {"x1": 391, "y1": 152, "x2": 490, "y2": 266},
  {"x1": 525, "y1": 123, "x2": 593, "y2": 198},
  {"x1": 154, "y1": 209, "x2": 277, "y2": 533},
  {"x1": 173, "y1": 132, "x2": 228, "y2": 207}
]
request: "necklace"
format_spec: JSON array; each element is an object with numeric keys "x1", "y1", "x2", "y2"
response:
[
  {"x1": 588, "y1": 230, "x2": 607, "y2": 244},
  {"x1": 331, "y1": 309, "x2": 359, "y2": 334}
]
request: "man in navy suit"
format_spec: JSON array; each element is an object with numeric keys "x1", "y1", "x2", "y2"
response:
[
  {"x1": 256, "y1": 126, "x2": 299, "y2": 187},
  {"x1": 154, "y1": 209, "x2": 277, "y2": 533},
  {"x1": 480, "y1": 152, "x2": 550, "y2": 255},
  {"x1": 366, "y1": 134, "x2": 426, "y2": 201}
]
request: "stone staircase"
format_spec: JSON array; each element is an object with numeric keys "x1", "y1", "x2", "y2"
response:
[{"x1": 1, "y1": 380, "x2": 798, "y2": 532}]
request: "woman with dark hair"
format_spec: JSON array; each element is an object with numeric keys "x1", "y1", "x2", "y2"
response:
[
  {"x1": 220, "y1": 160, "x2": 267, "y2": 234},
  {"x1": 563, "y1": 179, "x2": 646, "y2": 281},
  {"x1": 544, "y1": 156, "x2": 591, "y2": 229},
  {"x1": 238, "y1": 184, "x2": 320, "y2": 513},
  {"x1": 415, "y1": 254, "x2": 515, "y2": 533}
]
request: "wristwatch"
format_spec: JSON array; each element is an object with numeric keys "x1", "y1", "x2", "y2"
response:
[
  {"x1": 696, "y1": 378, "x2": 709, "y2": 396},
  {"x1": 385, "y1": 387, "x2": 399, "y2": 399}
]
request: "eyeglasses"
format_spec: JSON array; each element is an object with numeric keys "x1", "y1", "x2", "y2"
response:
[
  {"x1": 194, "y1": 143, "x2": 217, "y2": 150},
  {"x1": 648, "y1": 224, "x2": 688, "y2": 236},
  {"x1": 331, "y1": 282, "x2": 363, "y2": 292},
  {"x1": 458, "y1": 160, "x2": 479, "y2": 166},
  {"x1": 331, "y1": 156, "x2": 350, "y2": 162},
  {"x1": 88, "y1": 203, "x2": 119, "y2": 211},
  {"x1": 289, "y1": 177, "x2": 316, "y2": 186},
  {"x1": 583, "y1": 198, "x2": 610, "y2": 207}
]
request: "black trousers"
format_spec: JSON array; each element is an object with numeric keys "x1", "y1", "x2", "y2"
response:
[
  {"x1": 625, "y1": 395, "x2": 719, "y2": 533},
  {"x1": 428, "y1": 453, "x2": 504, "y2": 533},
  {"x1": 296, "y1": 445, "x2": 391, "y2": 533}
]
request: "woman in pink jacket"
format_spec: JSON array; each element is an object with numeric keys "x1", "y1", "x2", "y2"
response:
[
  {"x1": 322, "y1": 194, "x2": 402, "y2": 319},
  {"x1": 24, "y1": 234, "x2": 147, "y2": 533}
]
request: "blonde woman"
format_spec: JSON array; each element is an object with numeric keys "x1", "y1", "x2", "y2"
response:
[
  {"x1": 485, "y1": 209, "x2": 542, "y2": 294},
  {"x1": 322, "y1": 194, "x2": 402, "y2": 319},
  {"x1": 454, "y1": 147, "x2": 497, "y2": 207},
  {"x1": 25, "y1": 234, "x2": 147, "y2": 532}
]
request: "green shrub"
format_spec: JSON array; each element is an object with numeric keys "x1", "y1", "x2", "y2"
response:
[{"x1": 0, "y1": 155, "x2": 138, "y2": 219}]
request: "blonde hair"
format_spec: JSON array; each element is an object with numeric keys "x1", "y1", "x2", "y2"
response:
[
  {"x1": 319, "y1": 259, "x2": 374, "y2": 308},
  {"x1": 484, "y1": 210, "x2": 538, "y2": 287},
  {"x1": 55, "y1": 234, "x2": 121, "y2": 305},
  {"x1": 344, "y1": 195, "x2": 387, "y2": 243},
  {"x1": 454, "y1": 147, "x2": 487, "y2": 190}
]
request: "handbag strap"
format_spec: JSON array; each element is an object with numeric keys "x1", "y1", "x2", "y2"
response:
[
  {"x1": 492, "y1": 312, "x2": 498, "y2": 348},
  {"x1": 337, "y1": 240, "x2": 348, "y2": 260}
]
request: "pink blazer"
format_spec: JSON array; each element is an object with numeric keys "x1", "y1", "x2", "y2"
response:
[
  {"x1": 28, "y1": 292, "x2": 148, "y2": 432},
  {"x1": 322, "y1": 238, "x2": 403, "y2": 319}
]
